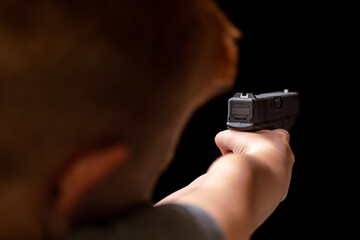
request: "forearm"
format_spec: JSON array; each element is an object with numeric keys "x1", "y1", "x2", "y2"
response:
[
  {"x1": 158, "y1": 130, "x2": 294, "y2": 240},
  {"x1": 158, "y1": 153, "x2": 287, "y2": 240},
  {"x1": 205, "y1": 153, "x2": 288, "y2": 239}
]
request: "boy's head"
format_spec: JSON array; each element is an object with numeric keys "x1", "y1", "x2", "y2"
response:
[{"x1": 0, "y1": 0, "x2": 239, "y2": 238}]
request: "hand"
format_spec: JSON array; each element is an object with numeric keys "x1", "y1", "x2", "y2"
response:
[
  {"x1": 156, "y1": 129, "x2": 295, "y2": 240},
  {"x1": 215, "y1": 129, "x2": 295, "y2": 201}
]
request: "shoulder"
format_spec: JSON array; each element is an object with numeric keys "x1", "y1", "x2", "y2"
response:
[{"x1": 66, "y1": 204, "x2": 225, "y2": 240}]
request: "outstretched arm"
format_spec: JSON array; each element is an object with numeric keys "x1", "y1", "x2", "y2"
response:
[{"x1": 156, "y1": 129, "x2": 295, "y2": 240}]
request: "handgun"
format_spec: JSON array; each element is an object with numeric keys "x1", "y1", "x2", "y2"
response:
[{"x1": 226, "y1": 90, "x2": 300, "y2": 131}]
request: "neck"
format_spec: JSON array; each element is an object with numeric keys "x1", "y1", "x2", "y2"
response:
[{"x1": 70, "y1": 102, "x2": 197, "y2": 221}]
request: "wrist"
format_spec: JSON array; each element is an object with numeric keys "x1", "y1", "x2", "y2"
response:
[{"x1": 205, "y1": 153, "x2": 285, "y2": 237}]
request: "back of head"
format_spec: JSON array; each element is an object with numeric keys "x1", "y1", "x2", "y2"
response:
[
  {"x1": 0, "y1": 0, "x2": 237, "y2": 177},
  {"x1": 0, "y1": 0, "x2": 239, "y2": 238}
]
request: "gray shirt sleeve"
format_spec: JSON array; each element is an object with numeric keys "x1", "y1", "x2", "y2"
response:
[{"x1": 66, "y1": 204, "x2": 225, "y2": 240}]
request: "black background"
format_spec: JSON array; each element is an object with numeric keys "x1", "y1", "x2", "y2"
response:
[{"x1": 154, "y1": 1, "x2": 352, "y2": 239}]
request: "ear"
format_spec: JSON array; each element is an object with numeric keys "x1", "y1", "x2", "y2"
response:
[{"x1": 51, "y1": 144, "x2": 129, "y2": 234}]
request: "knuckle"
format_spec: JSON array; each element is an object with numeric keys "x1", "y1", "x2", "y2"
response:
[
  {"x1": 275, "y1": 129, "x2": 290, "y2": 141},
  {"x1": 290, "y1": 152, "x2": 295, "y2": 164}
]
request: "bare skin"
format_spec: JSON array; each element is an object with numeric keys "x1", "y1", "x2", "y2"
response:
[
  {"x1": 157, "y1": 129, "x2": 295, "y2": 240},
  {"x1": 0, "y1": 1, "x2": 295, "y2": 239}
]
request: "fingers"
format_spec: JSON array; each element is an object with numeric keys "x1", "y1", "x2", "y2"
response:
[
  {"x1": 272, "y1": 129, "x2": 290, "y2": 142},
  {"x1": 215, "y1": 129, "x2": 290, "y2": 155},
  {"x1": 256, "y1": 129, "x2": 290, "y2": 142}
]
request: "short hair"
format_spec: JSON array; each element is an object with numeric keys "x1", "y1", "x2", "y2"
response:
[{"x1": 0, "y1": 0, "x2": 238, "y2": 180}]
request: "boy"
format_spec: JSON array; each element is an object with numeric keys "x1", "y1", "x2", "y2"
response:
[{"x1": 0, "y1": 0, "x2": 294, "y2": 239}]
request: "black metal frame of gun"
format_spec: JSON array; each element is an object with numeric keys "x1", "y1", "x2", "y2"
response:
[{"x1": 227, "y1": 90, "x2": 300, "y2": 131}]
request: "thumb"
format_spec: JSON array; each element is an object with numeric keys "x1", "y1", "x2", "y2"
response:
[{"x1": 214, "y1": 130, "x2": 247, "y2": 155}]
